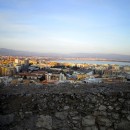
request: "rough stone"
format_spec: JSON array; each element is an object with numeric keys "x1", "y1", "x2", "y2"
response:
[
  {"x1": 99, "y1": 126, "x2": 106, "y2": 130},
  {"x1": 55, "y1": 112, "x2": 67, "y2": 120},
  {"x1": 11, "y1": 125, "x2": 24, "y2": 130},
  {"x1": 108, "y1": 106, "x2": 113, "y2": 110},
  {"x1": 115, "y1": 106, "x2": 120, "y2": 111},
  {"x1": 83, "y1": 127, "x2": 91, "y2": 130},
  {"x1": 112, "y1": 113, "x2": 119, "y2": 120},
  {"x1": 64, "y1": 106, "x2": 70, "y2": 110},
  {"x1": 72, "y1": 116, "x2": 80, "y2": 120},
  {"x1": 118, "y1": 98, "x2": 124, "y2": 103},
  {"x1": 69, "y1": 111, "x2": 78, "y2": 116},
  {"x1": 1, "y1": 91, "x2": 130, "y2": 130},
  {"x1": 19, "y1": 112, "x2": 24, "y2": 119},
  {"x1": 117, "y1": 121, "x2": 130, "y2": 130},
  {"x1": 127, "y1": 100, "x2": 130, "y2": 105},
  {"x1": 0, "y1": 114, "x2": 14, "y2": 126},
  {"x1": 127, "y1": 115, "x2": 130, "y2": 121},
  {"x1": 82, "y1": 116, "x2": 95, "y2": 126},
  {"x1": 92, "y1": 126, "x2": 98, "y2": 130},
  {"x1": 36, "y1": 115, "x2": 52, "y2": 130},
  {"x1": 99, "y1": 111, "x2": 107, "y2": 116},
  {"x1": 97, "y1": 116, "x2": 112, "y2": 127},
  {"x1": 99, "y1": 105, "x2": 106, "y2": 111},
  {"x1": 91, "y1": 97, "x2": 97, "y2": 103},
  {"x1": 122, "y1": 110, "x2": 127, "y2": 114},
  {"x1": 107, "y1": 128, "x2": 114, "y2": 130},
  {"x1": 52, "y1": 118, "x2": 67, "y2": 129},
  {"x1": 127, "y1": 93, "x2": 130, "y2": 98}
]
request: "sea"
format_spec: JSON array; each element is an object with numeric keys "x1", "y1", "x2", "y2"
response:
[{"x1": 54, "y1": 60, "x2": 130, "y2": 66}]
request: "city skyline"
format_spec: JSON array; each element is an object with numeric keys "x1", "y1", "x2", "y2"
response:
[{"x1": 0, "y1": 0, "x2": 130, "y2": 55}]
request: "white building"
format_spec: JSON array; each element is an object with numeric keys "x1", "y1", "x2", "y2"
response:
[
  {"x1": 15, "y1": 65, "x2": 21, "y2": 73},
  {"x1": 45, "y1": 73, "x2": 52, "y2": 81},
  {"x1": 59, "y1": 73, "x2": 66, "y2": 81}
]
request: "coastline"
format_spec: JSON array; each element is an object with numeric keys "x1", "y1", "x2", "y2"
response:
[{"x1": 52, "y1": 59, "x2": 130, "y2": 65}]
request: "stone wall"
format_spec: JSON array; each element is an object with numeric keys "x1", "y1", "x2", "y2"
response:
[{"x1": 0, "y1": 92, "x2": 130, "y2": 130}]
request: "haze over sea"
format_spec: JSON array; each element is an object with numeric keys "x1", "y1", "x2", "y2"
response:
[{"x1": 55, "y1": 60, "x2": 130, "y2": 66}]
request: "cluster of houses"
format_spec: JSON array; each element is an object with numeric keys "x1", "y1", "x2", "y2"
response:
[
  {"x1": 0, "y1": 57, "x2": 130, "y2": 86},
  {"x1": 1, "y1": 66, "x2": 130, "y2": 87}
]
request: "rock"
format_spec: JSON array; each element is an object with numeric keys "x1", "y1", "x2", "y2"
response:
[
  {"x1": 25, "y1": 111, "x2": 32, "y2": 117},
  {"x1": 127, "y1": 100, "x2": 130, "y2": 105},
  {"x1": 91, "y1": 126, "x2": 98, "y2": 130},
  {"x1": 107, "y1": 113, "x2": 111, "y2": 116},
  {"x1": 69, "y1": 111, "x2": 78, "y2": 116},
  {"x1": 127, "y1": 93, "x2": 130, "y2": 98},
  {"x1": 122, "y1": 110, "x2": 127, "y2": 114},
  {"x1": 91, "y1": 97, "x2": 97, "y2": 103},
  {"x1": 82, "y1": 116, "x2": 95, "y2": 126},
  {"x1": 116, "y1": 106, "x2": 120, "y2": 111},
  {"x1": 19, "y1": 112, "x2": 24, "y2": 119},
  {"x1": 55, "y1": 112, "x2": 67, "y2": 120},
  {"x1": 0, "y1": 114, "x2": 14, "y2": 126},
  {"x1": 114, "y1": 103, "x2": 118, "y2": 107},
  {"x1": 99, "y1": 111, "x2": 107, "y2": 116},
  {"x1": 110, "y1": 98, "x2": 117, "y2": 102},
  {"x1": 83, "y1": 127, "x2": 91, "y2": 130},
  {"x1": 99, "y1": 105, "x2": 106, "y2": 111},
  {"x1": 36, "y1": 115, "x2": 52, "y2": 130},
  {"x1": 107, "y1": 128, "x2": 114, "y2": 130},
  {"x1": 72, "y1": 116, "x2": 80, "y2": 120},
  {"x1": 64, "y1": 106, "x2": 70, "y2": 110},
  {"x1": 52, "y1": 118, "x2": 66, "y2": 129},
  {"x1": 99, "y1": 127, "x2": 106, "y2": 130},
  {"x1": 118, "y1": 98, "x2": 124, "y2": 103},
  {"x1": 112, "y1": 113, "x2": 119, "y2": 120},
  {"x1": 93, "y1": 111, "x2": 99, "y2": 116},
  {"x1": 89, "y1": 104, "x2": 95, "y2": 109},
  {"x1": 117, "y1": 121, "x2": 130, "y2": 130},
  {"x1": 114, "y1": 123, "x2": 118, "y2": 129},
  {"x1": 127, "y1": 115, "x2": 130, "y2": 121},
  {"x1": 11, "y1": 125, "x2": 24, "y2": 130},
  {"x1": 97, "y1": 116, "x2": 112, "y2": 127},
  {"x1": 25, "y1": 111, "x2": 32, "y2": 115},
  {"x1": 108, "y1": 106, "x2": 113, "y2": 110},
  {"x1": 72, "y1": 120, "x2": 79, "y2": 124}
]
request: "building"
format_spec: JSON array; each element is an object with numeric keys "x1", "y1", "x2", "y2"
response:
[
  {"x1": 59, "y1": 73, "x2": 66, "y2": 81},
  {"x1": 15, "y1": 65, "x2": 22, "y2": 73},
  {"x1": 15, "y1": 58, "x2": 19, "y2": 64},
  {"x1": 24, "y1": 58, "x2": 29, "y2": 66},
  {"x1": 45, "y1": 73, "x2": 52, "y2": 81},
  {"x1": 124, "y1": 66, "x2": 130, "y2": 72},
  {"x1": 1, "y1": 66, "x2": 16, "y2": 76},
  {"x1": 126, "y1": 72, "x2": 130, "y2": 81},
  {"x1": 45, "y1": 73, "x2": 66, "y2": 82},
  {"x1": 0, "y1": 66, "x2": 2, "y2": 76},
  {"x1": 72, "y1": 71, "x2": 88, "y2": 80}
]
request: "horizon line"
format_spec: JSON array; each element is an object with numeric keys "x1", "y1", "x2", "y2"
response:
[{"x1": 0, "y1": 48, "x2": 130, "y2": 56}]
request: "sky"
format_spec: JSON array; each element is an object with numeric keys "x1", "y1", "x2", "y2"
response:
[{"x1": 0, "y1": 0, "x2": 130, "y2": 55}]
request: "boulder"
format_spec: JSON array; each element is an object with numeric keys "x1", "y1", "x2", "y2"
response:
[
  {"x1": 99, "y1": 105, "x2": 106, "y2": 111},
  {"x1": 0, "y1": 114, "x2": 14, "y2": 126},
  {"x1": 36, "y1": 115, "x2": 52, "y2": 130},
  {"x1": 82, "y1": 116, "x2": 95, "y2": 126}
]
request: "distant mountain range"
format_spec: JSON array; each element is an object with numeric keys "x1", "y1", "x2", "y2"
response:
[
  {"x1": 0, "y1": 48, "x2": 61, "y2": 57},
  {"x1": 0, "y1": 48, "x2": 130, "y2": 61}
]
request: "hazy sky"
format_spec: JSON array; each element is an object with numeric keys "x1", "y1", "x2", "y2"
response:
[{"x1": 0, "y1": 0, "x2": 130, "y2": 54}]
